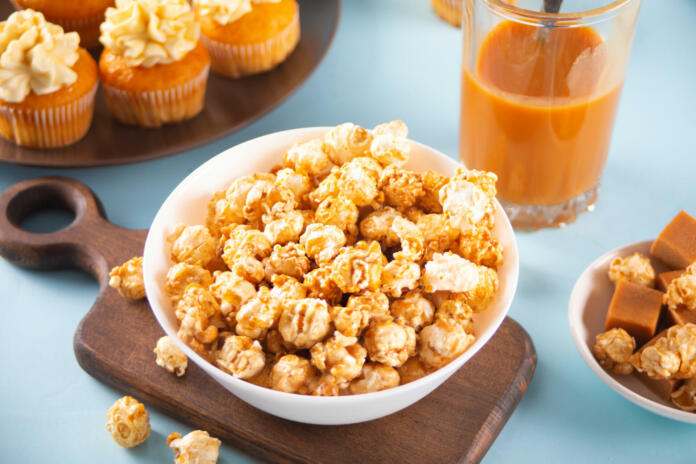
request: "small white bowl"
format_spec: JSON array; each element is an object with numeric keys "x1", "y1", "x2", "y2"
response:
[
  {"x1": 568, "y1": 240, "x2": 696, "y2": 424},
  {"x1": 143, "y1": 127, "x2": 519, "y2": 425}
]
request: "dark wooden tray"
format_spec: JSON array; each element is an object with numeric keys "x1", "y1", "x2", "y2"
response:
[
  {"x1": 0, "y1": 177, "x2": 537, "y2": 464},
  {"x1": 0, "y1": 0, "x2": 340, "y2": 168}
]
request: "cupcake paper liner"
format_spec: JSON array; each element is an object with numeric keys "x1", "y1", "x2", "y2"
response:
[
  {"x1": 431, "y1": 0, "x2": 463, "y2": 27},
  {"x1": 0, "y1": 82, "x2": 98, "y2": 148},
  {"x1": 200, "y1": 11, "x2": 301, "y2": 79},
  {"x1": 102, "y1": 64, "x2": 210, "y2": 128}
]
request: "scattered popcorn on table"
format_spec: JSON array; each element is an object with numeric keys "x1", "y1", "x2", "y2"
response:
[
  {"x1": 155, "y1": 336, "x2": 188, "y2": 376},
  {"x1": 664, "y1": 264, "x2": 696, "y2": 311},
  {"x1": 608, "y1": 252, "x2": 656, "y2": 287},
  {"x1": 593, "y1": 328, "x2": 635, "y2": 375},
  {"x1": 106, "y1": 396, "x2": 150, "y2": 448},
  {"x1": 161, "y1": 121, "x2": 503, "y2": 395},
  {"x1": 109, "y1": 256, "x2": 145, "y2": 299},
  {"x1": 167, "y1": 430, "x2": 221, "y2": 464}
]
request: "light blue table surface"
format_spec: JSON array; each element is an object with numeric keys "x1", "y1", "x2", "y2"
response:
[{"x1": 2, "y1": 0, "x2": 696, "y2": 462}]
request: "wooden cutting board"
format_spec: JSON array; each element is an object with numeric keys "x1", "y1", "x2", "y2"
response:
[{"x1": 0, "y1": 177, "x2": 536, "y2": 464}]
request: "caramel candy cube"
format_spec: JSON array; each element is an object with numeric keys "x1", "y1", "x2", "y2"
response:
[
  {"x1": 655, "y1": 270, "x2": 683, "y2": 292},
  {"x1": 635, "y1": 371, "x2": 683, "y2": 402},
  {"x1": 605, "y1": 281, "x2": 663, "y2": 345},
  {"x1": 665, "y1": 306, "x2": 696, "y2": 326},
  {"x1": 650, "y1": 211, "x2": 696, "y2": 269}
]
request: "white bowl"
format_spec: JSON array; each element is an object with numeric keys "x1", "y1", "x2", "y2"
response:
[
  {"x1": 143, "y1": 127, "x2": 519, "y2": 425},
  {"x1": 568, "y1": 240, "x2": 696, "y2": 424}
]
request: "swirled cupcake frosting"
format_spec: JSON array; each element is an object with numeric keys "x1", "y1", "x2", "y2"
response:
[
  {"x1": 100, "y1": 0, "x2": 199, "y2": 68},
  {"x1": 194, "y1": 0, "x2": 280, "y2": 25},
  {"x1": 0, "y1": 10, "x2": 80, "y2": 103}
]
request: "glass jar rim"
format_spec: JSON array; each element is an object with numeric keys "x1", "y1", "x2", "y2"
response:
[{"x1": 482, "y1": 0, "x2": 637, "y2": 25}]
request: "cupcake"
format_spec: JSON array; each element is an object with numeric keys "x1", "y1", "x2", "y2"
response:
[
  {"x1": 193, "y1": 0, "x2": 300, "y2": 78},
  {"x1": 0, "y1": 10, "x2": 98, "y2": 148},
  {"x1": 10, "y1": 0, "x2": 114, "y2": 48},
  {"x1": 99, "y1": 0, "x2": 211, "y2": 127},
  {"x1": 431, "y1": 0, "x2": 462, "y2": 27}
]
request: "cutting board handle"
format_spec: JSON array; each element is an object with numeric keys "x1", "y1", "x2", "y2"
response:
[{"x1": 0, "y1": 176, "x2": 144, "y2": 284}]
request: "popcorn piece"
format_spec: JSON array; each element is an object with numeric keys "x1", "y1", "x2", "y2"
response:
[
  {"x1": 270, "y1": 354, "x2": 316, "y2": 393},
  {"x1": 632, "y1": 341, "x2": 681, "y2": 380},
  {"x1": 222, "y1": 226, "x2": 272, "y2": 263},
  {"x1": 215, "y1": 335, "x2": 265, "y2": 379},
  {"x1": 244, "y1": 182, "x2": 296, "y2": 228},
  {"x1": 235, "y1": 287, "x2": 281, "y2": 340},
  {"x1": 379, "y1": 165, "x2": 424, "y2": 209},
  {"x1": 263, "y1": 243, "x2": 310, "y2": 281},
  {"x1": 331, "y1": 241, "x2": 387, "y2": 293},
  {"x1": 303, "y1": 266, "x2": 343, "y2": 305},
  {"x1": 390, "y1": 290, "x2": 434, "y2": 330},
  {"x1": 455, "y1": 168, "x2": 498, "y2": 198},
  {"x1": 263, "y1": 209, "x2": 304, "y2": 245},
  {"x1": 419, "y1": 318, "x2": 475, "y2": 369},
  {"x1": 439, "y1": 169, "x2": 495, "y2": 232},
  {"x1": 672, "y1": 378, "x2": 696, "y2": 412},
  {"x1": 457, "y1": 226, "x2": 504, "y2": 269},
  {"x1": 176, "y1": 284, "x2": 222, "y2": 353},
  {"x1": 168, "y1": 224, "x2": 216, "y2": 267},
  {"x1": 263, "y1": 328, "x2": 294, "y2": 354},
  {"x1": 664, "y1": 268, "x2": 696, "y2": 312},
  {"x1": 369, "y1": 120, "x2": 411, "y2": 166},
  {"x1": 300, "y1": 223, "x2": 346, "y2": 265},
  {"x1": 106, "y1": 396, "x2": 150, "y2": 448},
  {"x1": 461, "y1": 266, "x2": 499, "y2": 313},
  {"x1": 165, "y1": 263, "x2": 214, "y2": 305},
  {"x1": 593, "y1": 328, "x2": 636, "y2": 375},
  {"x1": 154, "y1": 336, "x2": 188, "y2": 377},
  {"x1": 332, "y1": 291, "x2": 390, "y2": 337},
  {"x1": 381, "y1": 259, "x2": 420, "y2": 298},
  {"x1": 229, "y1": 255, "x2": 265, "y2": 285},
  {"x1": 283, "y1": 138, "x2": 331, "y2": 177},
  {"x1": 391, "y1": 216, "x2": 424, "y2": 262},
  {"x1": 435, "y1": 299, "x2": 474, "y2": 334},
  {"x1": 364, "y1": 319, "x2": 416, "y2": 367},
  {"x1": 630, "y1": 324, "x2": 696, "y2": 379},
  {"x1": 310, "y1": 331, "x2": 367, "y2": 384},
  {"x1": 359, "y1": 207, "x2": 402, "y2": 248},
  {"x1": 209, "y1": 271, "x2": 256, "y2": 325},
  {"x1": 311, "y1": 157, "x2": 382, "y2": 207},
  {"x1": 418, "y1": 170, "x2": 448, "y2": 213},
  {"x1": 167, "y1": 430, "x2": 221, "y2": 464},
  {"x1": 397, "y1": 357, "x2": 431, "y2": 384},
  {"x1": 417, "y1": 214, "x2": 460, "y2": 261},
  {"x1": 274, "y1": 168, "x2": 312, "y2": 207},
  {"x1": 109, "y1": 256, "x2": 145, "y2": 299},
  {"x1": 314, "y1": 194, "x2": 359, "y2": 239},
  {"x1": 322, "y1": 122, "x2": 373, "y2": 165},
  {"x1": 349, "y1": 363, "x2": 400, "y2": 394},
  {"x1": 608, "y1": 253, "x2": 656, "y2": 287},
  {"x1": 279, "y1": 298, "x2": 332, "y2": 349},
  {"x1": 309, "y1": 373, "x2": 341, "y2": 396},
  {"x1": 421, "y1": 252, "x2": 482, "y2": 293}
]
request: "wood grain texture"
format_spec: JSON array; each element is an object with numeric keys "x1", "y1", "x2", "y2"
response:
[
  {"x1": 0, "y1": 177, "x2": 536, "y2": 464},
  {"x1": 0, "y1": 0, "x2": 340, "y2": 168}
]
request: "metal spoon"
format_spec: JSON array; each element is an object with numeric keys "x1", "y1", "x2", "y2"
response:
[{"x1": 537, "y1": 0, "x2": 563, "y2": 41}]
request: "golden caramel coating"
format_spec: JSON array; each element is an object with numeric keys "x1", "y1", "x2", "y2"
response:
[
  {"x1": 215, "y1": 335, "x2": 265, "y2": 379},
  {"x1": 279, "y1": 298, "x2": 332, "y2": 349},
  {"x1": 154, "y1": 336, "x2": 188, "y2": 377},
  {"x1": 331, "y1": 290, "x2": 390, "y2": 337},
  {"x1": 630, "y1": 324, "x2": 696, "y2": 379},
  {"x1": 300, "y1": 223, "x2": 347, "y2": 265},
  {"x1": 168, "y1": 224, "x2": 217, "y2": 267},
  {"x1": 664, "y1": 270, "x2": 696, "y2": 311},
  {"x1": 229, "y1": 255, "x2": 265, "y2": 285},
  {"x1": 369, "y1": 120, "x2": 410, "y2": 166},
  {"x1": 263, "y1": 209, "x2": 304, "y2": 246},
  {"x1": 331, "y1": 241, "x2": 387, "y2": 293},
  {"x1": 439, "y1": 169, "x2": 495, "y2": 232},
  {"x1": 235, "y1": 287, "x2": 281, "y2": 340},
  {"x1": 165, "y1": 263, "x2": 214, "y2": 305},
  {"x1": 418, "y1": 318, "x2": 475, "y2": 369},
  {"x1": 309, "y1": 373, "x2": 341, "y2": 396},
  {"x1": 175, "y1": 284, "x2": 220, "y2": 323},
  {"x1": 209, "y1": 271, "x2": 256, "y2": 325},
  {"x1": 167, "y1": 430, "x2": 221, "y2": 464},
  {"x1": 323, "y1": 122, "x2": 373, "y2": 165},
  {"x1": 311, "y1": 157, "x2": 381, "y2": 207},
  {"x1": 364, "y1": 319, "x2": 416, "y2": 367},
  {"x1": 392, "y1": 216, "x2": 424, "y2": 262},
  {"x1": 418, "y1": 170, "x2": 448, "y2": 213},
  {"x1": 435, "y1": 299, "x2": 474, "y2": 334},
  {"x1": 109, "y1": 256, "x2": 146, "y2": 299},
  {"x1": 672, "y1": 378, "x2": 696, "y2": 412},
  {"x1": 311, "y1": 331, "x2": 367, "y2": 385},
  {"x1": 417, "y1": 214, "x2": 460, "y2": 261},
  {"x1": 314, "y1": 194, "x2": 359, "y2": 239},
  {"x1": 379, "y1": 164, "x2": 424, "y2": 209},
  {"x1": 263, "y1": 328, "x2": 294, "y2": 355},
  {"x1": 263, "y1": 243, "x2": 311, "y2": 281},
  {"x1": 270, "y1": 354, "x2": 316, "y2": 393},
  {"x1": 458, "y1": 226, "x2": 504, "y2": 268},
  {"x1": 283, "y1": 138, "x2": 332, "y2": 177},
  {"x1": 244, "y1": 182, "x2": 296, "y2": 229},
  {"x1": 608, "y1": 253, "x2": 656, "y2": 287},
  {"x1": 391, "y1": 290, "x2": 434, "y2": 330},
  {"x1": 359, "y1": 206, "x2": 402, "y2": 248},
  {"x1": 349, "y1": 363, "x2": 400, "y2": 394},
  {"x1": 455, "y1": 168, "x2": 498, "y2": 198},
  {"x1": 397, "y1": 357, "x2": 432, "y2": 384},
  {"x1": 274, "y1": 168, "x2": 312, "y2": 207},
  {"x1": 222, "y1": 226, "x2": 272, "y2": 263},
  {"x1": 461, "y1": 266, "x2": 499, "y2": 313},
  {"x1": 303, "y1": 266, "x2": 343, "y2": 305},
  {"x1": 632, "y1": 342, "x2": 681, "y2": 380},
  {"x1": 421, "y1": 252, "x2": 483, "y2": 293},
  {"x1": 106, "y1": 396, "x2": 150, "y2": 448},
  {"x1": 176, "y1": 284, "x2": 222, "y2": 353},
  {"x1": 593, "y1": 328, "x2": 635, "y2": 375},
  {"x1": 381, "y1": 259, "x2": 420, "y2": 298}
]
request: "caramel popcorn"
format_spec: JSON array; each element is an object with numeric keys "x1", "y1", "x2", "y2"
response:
[
  {"x1": 664, "y1": 269, "x2": 696, "y2": 311},
  {"x1": 349, "y1": 363, "x2": 400, "y2": 394},
  {"x1": 109, "y1": 256, "x2": 145, "y2": 299},
  {"x1": 154, "y1": 335, "x2": 188, "y2": 377},
  {"x1": 608, "y1": 252, "x2": 656, "y2": 287},
  {"x1": 215, "y1": 335, "x2": 265, "y2": 379},
  {"x1": 593, "y1": 328, "x2": 635, "y2": 375},
  {"x1": 106, "y1": 396, "x2": 150, "y2": 448},
  {"x1": 163, "y1": 121, "x2": 502, "y2": 396},
  {"x1": 167, "y1": 430, "x2": 221, "y2": 464},
  {"x1": 631, "y1": 324, "x2": 696, "y2": 379},
  {"x1": 168, "y1": 224, "x2": 217, "y2": 267},
  {"x1": 672, "y1": 378, "x2": 696, "y2": 412}
]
